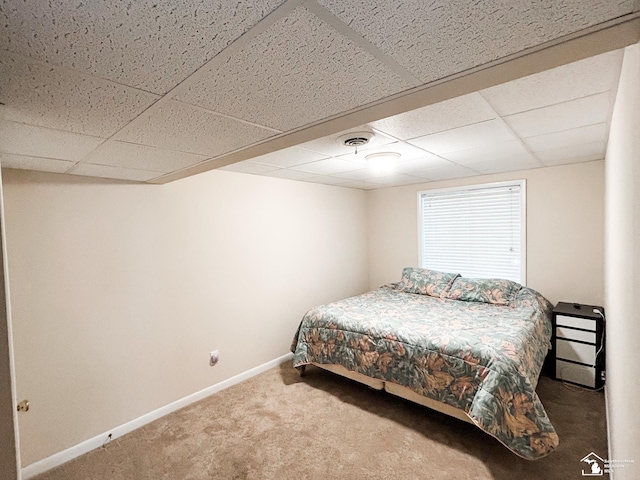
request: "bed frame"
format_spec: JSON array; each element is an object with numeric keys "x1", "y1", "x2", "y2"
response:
[{"x1": 296, "y1": 363, "x2": 473, "y2": 425}]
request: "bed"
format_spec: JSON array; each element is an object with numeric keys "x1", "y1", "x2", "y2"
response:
[{"x1": 290, "y1": 267, "x2": 559, "y2": 460}]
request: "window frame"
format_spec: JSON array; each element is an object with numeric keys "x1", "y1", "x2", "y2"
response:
[{"x1": 416, "y1": 179, "x2": 527, "y2": 284}]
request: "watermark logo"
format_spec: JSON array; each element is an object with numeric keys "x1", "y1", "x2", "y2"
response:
[
  {"x1": 581, "y1": 452, "x2": 635, "y2": 476},
  {"x1": 581, "y1": 452, "x2": 604, "y2": 476}
]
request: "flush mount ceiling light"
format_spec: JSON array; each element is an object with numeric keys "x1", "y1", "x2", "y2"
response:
[{"x1": 366, "y1": 152, "x2": 401, "y2": 174}]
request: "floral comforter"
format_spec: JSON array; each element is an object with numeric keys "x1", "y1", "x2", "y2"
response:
[{"x1": 290, "y1": 285, "x2": 559, "y2": 460}]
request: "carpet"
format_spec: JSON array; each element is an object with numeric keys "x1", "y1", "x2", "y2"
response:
[{"x1": 33, "y1": 361, "x2": 607, "y2": 479}]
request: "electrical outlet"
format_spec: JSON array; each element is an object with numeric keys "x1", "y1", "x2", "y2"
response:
[
  {"x1": 209, "y1": 350, "x2": 219, "y2": 366},
  {"x1": 17, "y1": 400, "x2": 29, "y2": 412}
]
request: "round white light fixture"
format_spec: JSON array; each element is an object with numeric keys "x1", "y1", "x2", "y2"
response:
[{"x1": 366, "y1": 152, "x2": 400, "y2": 174}]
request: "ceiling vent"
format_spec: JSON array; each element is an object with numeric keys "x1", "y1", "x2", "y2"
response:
[{"x1": 337, "y1": 132, "x2": 375, "y2": 152}]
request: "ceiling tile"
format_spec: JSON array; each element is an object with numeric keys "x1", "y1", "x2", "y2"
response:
[
  {"x1": 0, "y1": 119, "x2": 104, "y2": 161},
  {"x1": 370, "y1": 93, "x2": 496, "y2": 140},
  {"x1": 332, "y1": 168, "x2": 382, "y2": 181},
  {"x1": 0, "y1": 0, "x2": 287, "y2": 94},
  {"x1": 291, "y1": 157, "x2": 366, "y2": 175},
  {"x1": 219, "y1": 161, "x2": 280, "y2": 175},
  {"x1": 317, "y1": 0, "x2": 633, "y2": 83},
  {"x1": 0, "y1": 51, "x2": 159, "y2": 137},
  {"x1": 262, "y1": 169, "x2": 318, "y2": 181},
  {"x1": 115, "y1": 100, "x2": 276, "y2": 157},
  {"x1": 174, "y1": 6, "x2": 411, "y2": 131},
  {"x1": 301, "y1": 175, "x2": 352, "y2": 186},
  {"x1": 410, "y1": 164, "x2": 479, "y2": 181},
  {"x1": 441, "y1": 140, "x2": 536, "y2": 165},
  {"x1": 481, "y1": 50, "x2": 623, "y2": 116},
  {"x1": 68, "y1": 163, "x2": 161, "y2": 182},
  {"x1": 524, "y1": 123, "x2": 608, "y2": 153},
  {"x1": 332, "y1": 179, "x2": 381, "y2": 190},
  {"x1": 395, "y1": 156, "x2": 454, "y2": 174},
  {"x1": 504, "y1": 92, "x2": 611, "y2": 138},
  {"x1": 84, "y1": 141, "x2": 208, "y2": 173},
  {"x1": 0, "y1": 153, "x2": 75, "y2": 173},
  {"x1": 469, "y1": 156, "x2": 540, "y2": 174},
  {"x1": 408, "y1": 120, "x2": 515, "y2": 155},
  {"x1": 536, "y1": 141, "x2": 605, "y2": 166},
  {"x1": 297, "y1": 127, "x2": 395, "y2": 157},
  {"x1": 366, "y1": 173, "x2": 426, "y2": 186},
  {"x1": 250, "y1": 147, "x2": 328, "y2": 168}
]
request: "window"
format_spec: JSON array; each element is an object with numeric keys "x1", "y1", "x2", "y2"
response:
[{"x1": 418, "y1": 180, "x2": 526, "y2": 283}]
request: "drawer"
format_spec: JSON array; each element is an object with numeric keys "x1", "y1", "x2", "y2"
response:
[
  {"x1": 556, "y1": 338, "x2": 596, "y2": 365},
  {"x1": 556, "y1": 314, "x2": 596, "y2": 331},
  {"x1": 556, "y1": 326, "x2": 596, "y2": 344},
  {"x1": 556, "y1": 359, "x2": 596, "y2": 388}
]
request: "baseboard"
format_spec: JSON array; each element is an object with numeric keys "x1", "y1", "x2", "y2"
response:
[{"x1": 22, "y1": 352, "x2": 294, "y2": 479}]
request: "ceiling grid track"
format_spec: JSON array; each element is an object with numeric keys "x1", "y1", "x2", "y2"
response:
[
  {"x1": 301, "y1": 0, "x2": 423, "y2": 87},
  {"x1": 476, "y1": 92, "x2": 545, "y2": 168}
]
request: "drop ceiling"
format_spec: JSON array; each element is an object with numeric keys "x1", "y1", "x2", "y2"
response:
[{"x1": 0, "y1": 1, "x2": 638, "y2": 189}]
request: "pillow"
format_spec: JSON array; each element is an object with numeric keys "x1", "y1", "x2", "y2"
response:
[
  {"x1": 446, "y1": 277, "x2": 522, "y2": 305},
  {"x1": 396, "y1": 267, "x2": 459, "y2": 298}
]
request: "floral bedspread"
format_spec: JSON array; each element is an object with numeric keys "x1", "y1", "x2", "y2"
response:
[{"x1": 290, "y1": 285, "x2": 559, "y2": 460}]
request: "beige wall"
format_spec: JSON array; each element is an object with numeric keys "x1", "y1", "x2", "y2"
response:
[
  {"x1": 2, "y1": 168, "x2": 369, "y2": 466},
  {"x1": 367, "y1": 161, "x2": 605, "y2": 306},
  {"x1": 605, "y1": 42, "x2": 640, "y2": 480}
]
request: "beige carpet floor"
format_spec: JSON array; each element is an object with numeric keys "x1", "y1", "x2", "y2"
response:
[{"x1": 34, "y1": 361, "x2": 607, "y2": 480}]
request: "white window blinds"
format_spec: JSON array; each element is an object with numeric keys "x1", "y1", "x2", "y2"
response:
[{"x1": 418, "y1": 181, "x2": 525, "y2": 283}]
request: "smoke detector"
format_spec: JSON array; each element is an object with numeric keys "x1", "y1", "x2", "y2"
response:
[{"x1": 337, "y1": 132, "x2": 375, "y2": 152}]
